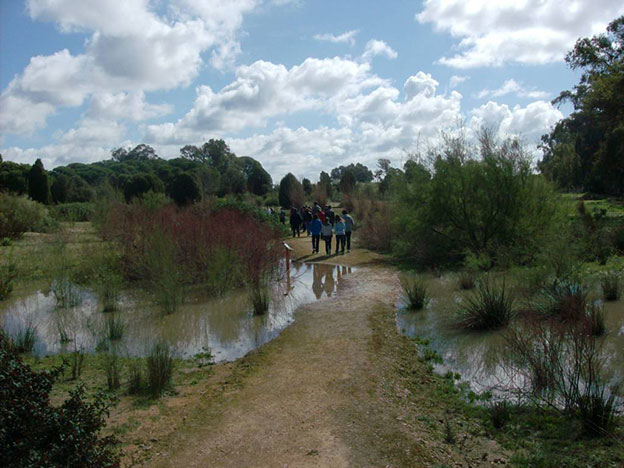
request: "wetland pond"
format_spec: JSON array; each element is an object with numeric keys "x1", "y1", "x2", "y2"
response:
[
  {"x1": 396, "y1": 273, "x2": 624, "y2": 398},
  {"x1": 1, "y1": 263, "x2": 354, "y2": 362}
]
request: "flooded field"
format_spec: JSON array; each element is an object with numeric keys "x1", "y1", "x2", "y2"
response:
[
  {"x1": 0, "y1": 263, "x2": 354, "y2": 362},
  {"x1": 396, "y1": 273, "x2": 624, "y2": 397}
]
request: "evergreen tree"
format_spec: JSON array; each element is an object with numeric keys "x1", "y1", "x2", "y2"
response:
[
  {"x1": 279, "y1": 173, "x2": 304, "y2": 209},
  {"x1": 27, "y1": 159, "x2": 51, "y2": 204}
]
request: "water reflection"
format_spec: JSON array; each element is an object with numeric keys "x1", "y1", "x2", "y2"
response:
[
  {"x1": 396, "y1": 274, "x2": 624, "y2": 397},
  {"x1": 0, "y1": 263, "x2": 354, "y2": 362}
]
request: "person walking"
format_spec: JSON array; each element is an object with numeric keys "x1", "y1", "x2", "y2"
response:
[
  {"x1": 290, "y1": 208, "x2": 302, "y2": 237},
  {"x1": 334, "y1": 215, "x2": 346, "y2": 254},
  {"x1": 309, "y1": 214, "x2": 322, "y2": 253},
  {"x1": 326, "y1": 205, "x2": 335, "y2": 226},
  {"x1": 279, "y1": 209, "x2": 286, "y2": 225},
  {"x1": 342, "y1": 209, "x2": 355, "y2": 253},
  {"x1": 303, "y1": 207, "x2": 313, "y2": 236},
  {"x1": 318, "y1": 209, "x2": 326, "y2": 224},
  {"x1": 321, "y1": 217, "x2": 333, "y2": 254}
]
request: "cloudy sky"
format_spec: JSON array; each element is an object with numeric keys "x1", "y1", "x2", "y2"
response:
[{"x1": 1, "y1": 0, "x2": 623, "y2": 181}]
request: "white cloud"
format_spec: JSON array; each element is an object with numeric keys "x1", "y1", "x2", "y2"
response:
[
  {"x1": 361, "y1": 39, "x2": 398, "y2": 62},
  {"x1": 313, "y1": 30, "x2": 359, "y2": 46},
  {"x1": 476, "y1": 79, "x2": 550, "y2": 100},
  {"x1": 417, "y1": 0, "x2": 624, "y2": 68},
  {"x1": 449, "y1": 75, "x2": 469, "y2": 89},
  {"x1": 1, "y1": 0, "x2": 274, "y2": 136},
  {"x1": 87, "y1": 92, "x2": 172, "y2": 121}
]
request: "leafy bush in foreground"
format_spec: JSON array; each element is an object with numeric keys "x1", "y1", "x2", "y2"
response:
[
  {"x1": 0, "y1": 193, "x2": 56, "y2": 239},
  {"x1": 0, "y1": 331, "x2": 119, "y2": 467}
]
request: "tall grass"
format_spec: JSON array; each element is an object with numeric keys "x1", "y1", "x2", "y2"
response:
[
  {"x1": 102, "y1": 353, "x2": 120, "y2": 391},
  {"x1": 600, "y1": 272, "x2": 621, "y2": 301},
  {"x1": 458, "y1": 277, "x2": 514, "y2": 330},
  {"x1": 105, "y1": 314, "x2": 125, "y2": 341},
  {"x1": 457, "y1": 270, "x2": 477, "y2": 290},
  {"x1": 8, "y1": 323, "x2": 37, "y2": 353},
  {"x1": 400, "y1": 273, "x2": 428, "y2": 310},
  {"x1": 99, "y1": 270, "x2": 122, "y2": 312},
  {"x1": 587, "y1": 303, "x2": 606, "y2": 336},
  {"x1": 249, "y1": 281, "x2": 270, "y2": 315},
  {"x1": 70, "y1": 347, "x2": 85, "y2": 380},
  {"x1": 127, "y1": 360, "x2": 144, "y2": 395},
  {"x1": 147, "y1": 343, "x2": 174, "y2": 398}
]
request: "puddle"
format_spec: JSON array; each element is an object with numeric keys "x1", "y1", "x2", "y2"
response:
[
  {"x1": 396, "y1": 274, "x2": 624, "y2": 397},
  {"x1": 0, "y1": 263, "x2": 354, "y2": 362}
]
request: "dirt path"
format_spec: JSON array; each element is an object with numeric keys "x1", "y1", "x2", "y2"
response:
[{"x1": 142, "y1": 237, "x2": 507, "y2": 467}]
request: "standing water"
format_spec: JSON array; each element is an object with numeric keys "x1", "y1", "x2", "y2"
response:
[{"x1": 0, "y1": 263, "x2": 354, "y2": 362}]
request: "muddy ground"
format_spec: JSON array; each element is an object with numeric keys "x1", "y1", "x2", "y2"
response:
[{"x1": 117, "y1": 235, "x2": 508, "y2": 467}]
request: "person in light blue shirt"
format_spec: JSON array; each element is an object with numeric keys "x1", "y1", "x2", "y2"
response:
[
  {"x1": 334, "y1": 216, "x2": 346, "y2": 254},
  {"x1": 309, "y1": 214, "x2": 323, "y2": 253}
]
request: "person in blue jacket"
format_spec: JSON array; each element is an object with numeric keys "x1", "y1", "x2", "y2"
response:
[{"x1": 309, "y1": 214, "x2": 323, "y2": 253}]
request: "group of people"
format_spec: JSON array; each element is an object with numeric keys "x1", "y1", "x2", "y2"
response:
[{"x1": 280, "y1": 202, "x2": 355, "y2": 255}]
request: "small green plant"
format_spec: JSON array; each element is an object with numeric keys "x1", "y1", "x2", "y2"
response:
[
  {"x1": 587, "y1": 303, "x2": 606, "y2": 336},
  {"x1": 105, "y1": 314, "x2": 125, "y2": 341},
  {"x1": 1, "y1": 237, "x2": 12, "y2": 246},
  {"x1": 400, "y1": 273, "x2": 428, "y2": 310},
  {"x1": 249, "y1": 281, "x2": 270, "y2": 315},
  {"x1": 600, "y1": 272, "x2": 621, "y2": 301},
  {"x1": 0, "y1": 260, "x2": 17, "y2": 300},
  {"x1": 70, "y1": 348, "x2": 85, "y2": 380},
  {"x1": 443, "y1": 415, "x2": 455, "y2": 444},
  {"x1": 578, "y1": 391, "x2": 616, "y2": 436},
  {"x1": 489, "y1": 400, "x2": 511, "y2": 429},
  {"x1": 102, "y1": 353, "x2": 120, "y2": 391},
  {"x1": 457, "y1": 270, "x2": 476, "y2": 290},
  {"x1": 147, "y1": 342, "x2": 174, "y2": 398},
  {"x1": 127, "y1": 360, "x2": 144, "y2": 395},
  {"x1": 458, "y1": 277, "x2": 514, "y2": 330}
]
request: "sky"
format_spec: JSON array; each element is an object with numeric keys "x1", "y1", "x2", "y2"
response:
[{"x1": 1, "y1": 0, "x2": 623, "y2": 182}]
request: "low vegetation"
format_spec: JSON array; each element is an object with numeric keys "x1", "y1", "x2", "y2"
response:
[
  {"x1": 457, "y1": 277, "x2": 514, "y2": 330},
  {"x1": 400, "y1": 273, "x2": 428, "y2": 310}
]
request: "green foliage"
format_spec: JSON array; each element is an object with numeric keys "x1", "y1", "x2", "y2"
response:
[
  {"x1": 587, "y1": 303, "x2": 606, "y2": 336},
  {"x1": 27, "y1": 158, "x2": 51, "y2": 204},
  {"x1": 539, "y1": 279, "x2": 588, "y2": 321},
  {"x1": 302, "y1": 177, "x2": 312, "y2": 196},
  {"x1": 0, "y1": 332, "x2": 119, "y2": 467},
  {"x1": 5, "y1": 322, "x2": 37, "y2": 354},
  {"x1": 458, "y1": 276, "x2": 514, "y2": 330},
  {"x1": 51, "y1": 202, "x2": 94, "y2": 222},
  {"x1": 540, "y1": 16, "x2": 624, "y2": 195},
  {"x1": 105, "y1": 314, "x2": 125, "y2": 341},
  {"x1": 278, "y1": 173, "x2": 304, "y2": 209},
  {"x1": 0, "y1": 260, "x2": 17, "y2": 300},
  {"x1": 102, "y1": 353, "x2": 121, "y2": 391},
  {"x1": 339, "y1": 169, "x2": 356, "y2": 195},
  {"x1": 600, "y1": 271, "x2": 621, "y2": 300},
  {"x1": 457, "y1": 271, "x2": 477, "y2": 290},
  {"x1": 127, "y1": 360, "x2": 144, "y2": 395},
  {"x1": 489, "y1": 401, "x2": 511, "y2": 429},
  {"x1": 0, "y1": 193, "x2": 56, "y2": 238},
  {"x1": 318, "y1": 171, "x2": 333, "y2": 199},
  {"x1": 169, "y1": 172, "x2": 200, "y2": 206},
  {"x1": 123, "y1": 173, "x2": 165, "y2": 201},
  {"x1": 147, "y1": 343, "x2": 174, "y2": 398},
  {"x1": 400, "y1": 273, "x2": 428, "y2": 310},
  {"x1": 0, "y1": 160, "x2": 29, "y2": 195},
  {"x1": 330, "y1": 163, "x2": 373, "y2": 183},
  {"x1": 393, "y1": 132, "x2": 564, "y2": 266}
]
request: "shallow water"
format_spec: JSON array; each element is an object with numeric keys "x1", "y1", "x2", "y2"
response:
[
  {"x1": 0, "y1": 263, "x2": 354, "y2": 362},
  {"x1": 396, "y1": 274, "x2": 624, "y2": 397}
]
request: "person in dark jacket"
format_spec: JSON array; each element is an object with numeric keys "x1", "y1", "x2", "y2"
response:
[
  {"x1": 290, "y1": 208, "x2": 302, "y2": 237},
  {"x1": 309, "y1": 214, "x2": 323, "y2": 253}
]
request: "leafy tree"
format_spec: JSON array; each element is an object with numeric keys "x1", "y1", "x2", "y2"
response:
[
  {"x1": 375, "y1": 158, "x2": 392, "y2": 181},
  {"x1": 181, "y1": 139, "x2": 235, "y2": 173},
  {"x1": 240, "y1": 157, "x2": 272, "y2": 196},
  {"x1": 112, "y1": 144, "x2": 158, "y2": 162},
  {"x1": 28, "y1": 159, "x2": 51, "y2": 204},
  {"x1": 302, "y1": 178, "x2": 312, "y2": 196},
  {"x1": 330, "y1": 163, "x2": 373, "y2": 183},
  {"x1": 318, "y1": 171, "x2": 333, "y2": 199},
  {"x1": 0, "y1": 331, "x2": 119, "y2": 467},
  {"x1": 540, "y1": 15, "x2": 624, "y2": 195},
  {"x1": 123, "y1": 173, "x2": 165, "y2": 201},
  {"x1": 169, "y1": 172, "x2": 200, "y2": 206},
  {"x1": 339, "y1": 169, "x2": 356, "y2": 195},
  {"x1": 279, "y1": 173, "x2": 304, "y2": 209},
  {"x1": 51, "y1": 174, "x2": 69, "y2": 203},
  {"x1": 0, "y1": 162, "x2": 29, "y2": 195},
  {"x1": 219, "y1": 167, "x2": 246, "y2": 195}
]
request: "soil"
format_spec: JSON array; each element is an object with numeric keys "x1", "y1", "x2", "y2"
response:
[{"x1": 124, "y1": 235, "x2": 508, "y2": 467}]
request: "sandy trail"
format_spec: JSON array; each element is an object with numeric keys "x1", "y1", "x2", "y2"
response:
[{"x1": 143, "y1": 237, "x2": 507, "y2": 467}]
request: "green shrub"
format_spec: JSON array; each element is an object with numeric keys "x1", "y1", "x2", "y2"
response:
[
  {"x1": 457, "y1": 271, "x2": 476, "y2": 290},
  {"x1": 0, "y1": 193, "x2": 56, "y2": 238},
  {"x1": 539, "y1": 279, "x2": 588, "y2": 321},
  {"x1": 400, "y1": 273, "x2": 428, "y2": 310},
  {"x1": 579, "y1": 391, "x2": 616, "y2": 436},
  {"x1": 127, "y1": 360, "x2": 144, "y2": 395},
  {"x1": 69, "y1": 348, "x2": 85, "y2": 380},
  {"x1": 0, "y1": 332, "x2": 119, "y2": 467},
  {"x1": 458, "y1": 277, "x2": 514, "y2": 330},
  {"x1": 249, "y1": 281, "x2": 270, "y2": 315},
  {"x1": 147, "y1": 343, "x2": 174, "y2": 398},
  {"x1": 0, "y1": 260, "x2": 17, "y2": 300},
  {"x1": 489, "y1": 401, "x2": 511, "y2": 429},
  {"x1": 1, "y1": 237, "x2": 11, "y2": 246},
  {"x1": 600, "y1": 271, "x2": 621, "y2": 301},
  {"x1": 50, "y1": 202, "x2": 94, "y2": 222},
  {"x1": 102, "y1": 353, "x2": 120, "y2": 391}
]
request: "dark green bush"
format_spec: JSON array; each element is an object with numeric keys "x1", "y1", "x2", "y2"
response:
[
  {"x1": 540, "y1": 279, "x2": 588, "y2": 321},
  {"x1": 400, "y1": 273, "x2": 428, "y2": 310},
  {"x1": 51, "y1": 202, "x2": 94, "y2": 222},
  {"x1": 0, "y1": 193, "x2": 56, "y2": 238},
  {"x1": 458, "y1": 277, "x2": 514, "y2": 330},
  {"x1": 600, "y1": 272, "x2": 621, "y2": 301},
  {"x1": 0, "y1": 260, "x2": 17, "y2": 300},
  {"x1": 0, "y1": 332, "x2": 119, "y2": 467}
]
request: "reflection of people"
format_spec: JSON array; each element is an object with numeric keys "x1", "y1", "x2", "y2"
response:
[
  {"x1": 312, "y1": 264, "x2": 323, "y2": 299},
  {"x1": 322, "y1": 266, "x2": 335, "y2": 297}
]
